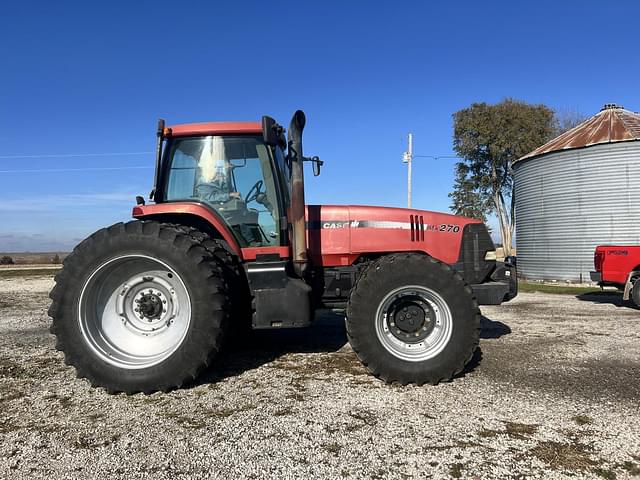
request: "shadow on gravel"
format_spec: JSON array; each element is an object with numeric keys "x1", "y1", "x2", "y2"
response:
[
  {"x1": 196, "y1": 311, "x2": 509, "y2": 385},
  {"x1": 455, "y1": 316, "x2": 510, "y2": 379},
  {"x1": 575, "y1": 291, "x2": 630, "y2": 308},
  {"x1": 455, "y1": 347, "x2": 483, "y2": 379},
  {"x1": 196, "y1": 309, "x2": 349, "y2": 385},
  {"x1": 480, "y1": 316, "x2": 511, "y2": 339}
]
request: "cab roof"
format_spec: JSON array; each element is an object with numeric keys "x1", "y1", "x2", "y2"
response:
[{"x1": 165, "y1": 121, "x2": 262, "y2": 138}]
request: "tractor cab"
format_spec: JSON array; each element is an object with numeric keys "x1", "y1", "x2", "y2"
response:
[
  {"x1": 159, "y1": 133, "x2": 285, "y2": 248},
  {"x1": 140, "y1": 112, "x2": 320, "y2": 331},
  {"x1": 149, "y1": 113, "x2": 320, "y2": 275}
]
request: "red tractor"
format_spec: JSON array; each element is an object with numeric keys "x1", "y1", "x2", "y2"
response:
[{"x1": 49, "y1": 111, "x2": 517, "y2": 393}]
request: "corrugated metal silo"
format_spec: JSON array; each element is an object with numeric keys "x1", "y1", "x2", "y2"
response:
[{"x1": 513, "y1": 104, "x2": 640, "y2": 282}]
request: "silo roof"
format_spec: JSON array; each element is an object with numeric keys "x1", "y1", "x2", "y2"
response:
[{"x1": 517, "y1": 104, "x2": 640, "y2": 163}]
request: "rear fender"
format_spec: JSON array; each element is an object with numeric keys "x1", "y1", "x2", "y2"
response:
[{"x1": 132, "y1": 202, "x2": 242, "y2": 258}]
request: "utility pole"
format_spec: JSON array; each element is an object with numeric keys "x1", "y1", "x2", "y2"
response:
[{"x1": 402, "y1": 133, "x2": 413, "y2": 208}]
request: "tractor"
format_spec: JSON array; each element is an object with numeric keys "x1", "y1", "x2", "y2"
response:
[{"x1": 49, "y1": 110, "x2": 517, "y2": 393}]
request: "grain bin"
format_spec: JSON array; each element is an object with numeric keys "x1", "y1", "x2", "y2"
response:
[{"x1": 513, "y1": 104, "x2": 640, "y2": 282}]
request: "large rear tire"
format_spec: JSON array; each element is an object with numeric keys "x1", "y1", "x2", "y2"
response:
[
  {"x1": 48, "y1": 221, "x2": 229, "y2": 394},
  {"x1": 346, "y1": 253, "x2": 480, "y2": 385}
]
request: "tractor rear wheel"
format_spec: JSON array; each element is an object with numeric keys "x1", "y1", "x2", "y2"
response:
[
  {"x1": 346, "y1": 253, "x2": 480, "y2": 385},
  {"x1": 48, "y1": 221, "x2": 229, "y2": 394}
]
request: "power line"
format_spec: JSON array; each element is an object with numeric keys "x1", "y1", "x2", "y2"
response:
[
  {"x1": 0, "y1": 166, "x2": 153, "y2": 174},
  {"x1": 0, "y1": 151, "x2": 153, "y2": 160},
  {"x1": 413, "y1": 155, "x2": 461, "y2": 160}
]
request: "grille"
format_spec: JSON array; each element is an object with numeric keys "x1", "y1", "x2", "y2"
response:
[
  {"x1": 459, "y1": 223, "x2": 495, "y2": 284},
  {"x1": 410, "y1": 215, "x2": 425, "y2": 242}
]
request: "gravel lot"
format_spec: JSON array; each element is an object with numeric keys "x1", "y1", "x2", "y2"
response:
[{"x1": 0, "y1": 273, "x2": 639, "y2": 479}]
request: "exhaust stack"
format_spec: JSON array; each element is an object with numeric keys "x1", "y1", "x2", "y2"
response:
[{"x1": 287, "y1": 110, "x2": 308, "y2": 276}]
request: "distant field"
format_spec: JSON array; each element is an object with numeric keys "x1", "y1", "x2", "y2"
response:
[
  {"x1": 0, "y1": 267, "x2": 61, "y2": 278},
  {"x1": 0, "y1": 252, "x2": 68, "y2": 265}
]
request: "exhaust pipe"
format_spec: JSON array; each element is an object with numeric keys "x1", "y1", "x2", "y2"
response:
[{"x1": 287, "y1": 110, "x2": 308, "y2": 276}]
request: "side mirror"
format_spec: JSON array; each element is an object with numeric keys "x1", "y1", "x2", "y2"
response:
[
  {"x1": 305, "y1": 156, "x2": 323, "y2": 176},
  {"x1": 262, "y1": 116, "x2": 285, "y2": 147}
]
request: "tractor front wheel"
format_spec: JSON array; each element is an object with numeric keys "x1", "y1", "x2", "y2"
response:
[
  {"x1": 346, "y1": 253, "x2": 480, "y2": 385},
  {"x1": 49, "y1": 221, "x2": 229, "y2": 394}
]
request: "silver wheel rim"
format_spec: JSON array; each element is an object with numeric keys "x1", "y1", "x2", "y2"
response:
[
  {"x1": 78, "y1": 255, "x2": 191, "y2": 369},
  {"x1": 375, "y1": 285, "x2": 453, "y2": 362}
]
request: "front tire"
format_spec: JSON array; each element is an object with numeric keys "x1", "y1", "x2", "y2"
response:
[
  {"x1": 346, "y1": 253, "x2": 480, "y2": 385},
  {"x1": 49, "y1": 221, "x2": 229, "y2": 394}
]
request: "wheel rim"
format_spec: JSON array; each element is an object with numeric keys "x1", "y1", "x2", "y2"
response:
[
  {"x1": 78, "y1": 255, "x2": 191, "y2": 369},
  {"x1": 375, "y1": 285, "x2": 453, "y2": 362}
]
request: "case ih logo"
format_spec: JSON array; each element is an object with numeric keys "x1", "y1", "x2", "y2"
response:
[
  {"x1": 314, "y1": 220, "x2": 459, "y2": 231},
  {"x1": 322, "y1": 222, "x2": 352, "y2": 229},
  {"x1": 607, "y1": 249, "x2": 628, "y2": 256}
]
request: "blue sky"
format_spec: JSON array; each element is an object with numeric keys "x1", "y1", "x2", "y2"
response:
[{"x1": 1, "y1": 0, "x2": 639, "y2": 252}]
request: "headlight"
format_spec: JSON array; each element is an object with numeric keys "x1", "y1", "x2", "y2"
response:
[{"x1": 484, "y1": 251, "x2": 497, "y2": 261}]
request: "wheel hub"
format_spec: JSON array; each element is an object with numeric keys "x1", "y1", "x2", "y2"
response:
[
  {"x1": 375, "y1": 285, "x2": 453, "y2": 362},
  {"x1": 117, "y1": 276, "x2": 177, "y2": 335},
  {"x1": 388, "y1": 296, "x2": 435, "y2": 343},
  {"x1": 138, "y1": 292, "x2": 163, "y2": 319}
]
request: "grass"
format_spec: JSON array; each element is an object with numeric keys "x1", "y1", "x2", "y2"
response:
[
  {"x1": 621, "y1": 461, "x2": 640, "y2": 475},
  {"x1": 477, "y1": 421, "x2": 537, "y2": 439},
  {"x1": 593, "y1": 468, "x2": 617, "y2": 480},
  {"x1": 449, "y1": 463, "x2": 464, "y2": 478},
  {"x1": 273, "y1": 352, "x2": 367, "y2": 377},
  {"x1": 530, "y1": 440, "x2": 596, "y2": 471},
  {"x1": 518, "y1": 282, "x2": 610, "y2": 295},
  {"x1": 572, "y1": 415, "x2": 593, "y2": 426},
  {"x1": 323, "y1": 442, "x2": 341, "y2": 455},
  {"x1": 0, "y1": 268, "x2": 60, "y2": 278},
  {"x1": 504, "y1": 421, "x2": 538, "y2": 436}
]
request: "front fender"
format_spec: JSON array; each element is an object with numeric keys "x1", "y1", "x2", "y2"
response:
[{"x1": 132, "y1": 202, "x2": 243, "y2": 258}]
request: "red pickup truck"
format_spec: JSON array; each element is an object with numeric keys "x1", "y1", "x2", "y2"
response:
[{"x1": 591, "y1": 245, "x2": 640, "y2": 306}]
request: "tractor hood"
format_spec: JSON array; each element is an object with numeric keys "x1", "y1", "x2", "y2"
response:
[
  {"x1": 306, "y1": 204, "x2": 482, "y2": 232},
  {"x1": 306, "y1": 204, "x2": 488, "y2": 266}
]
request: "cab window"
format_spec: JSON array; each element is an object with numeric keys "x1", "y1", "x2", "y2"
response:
[{"x1": 165, "y1": 136, "x2": 281, "y2": 247}]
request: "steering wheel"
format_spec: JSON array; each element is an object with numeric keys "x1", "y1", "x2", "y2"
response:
[{"x1": 245, "y1": 180, "x2": 264, "y2": 203}]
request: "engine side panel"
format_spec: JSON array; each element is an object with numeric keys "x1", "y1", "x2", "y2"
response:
[{"x1": 306, "y1": 205, "x2": 483, "y2": 267}]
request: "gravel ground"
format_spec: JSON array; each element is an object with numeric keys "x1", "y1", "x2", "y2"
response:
[{"x1": 0, "y1": 274, "x2": 639, "y2": 480}]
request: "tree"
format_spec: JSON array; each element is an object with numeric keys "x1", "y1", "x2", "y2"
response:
[
  {"x1": 451, "y1": 98, "x2": 555, "y2": 256},
  {"x1": 0, "y1": 255, "x2": 14, "y2": 265},
  {"x1": 448, "y1": 162, "x2": 489, "y2": 223},
  {"x1": 553, "y1": 107, "x2": 588, "y2": 136},
  {"x1": 52, "y1": 254, "x2": 61, "y2": 264}
]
